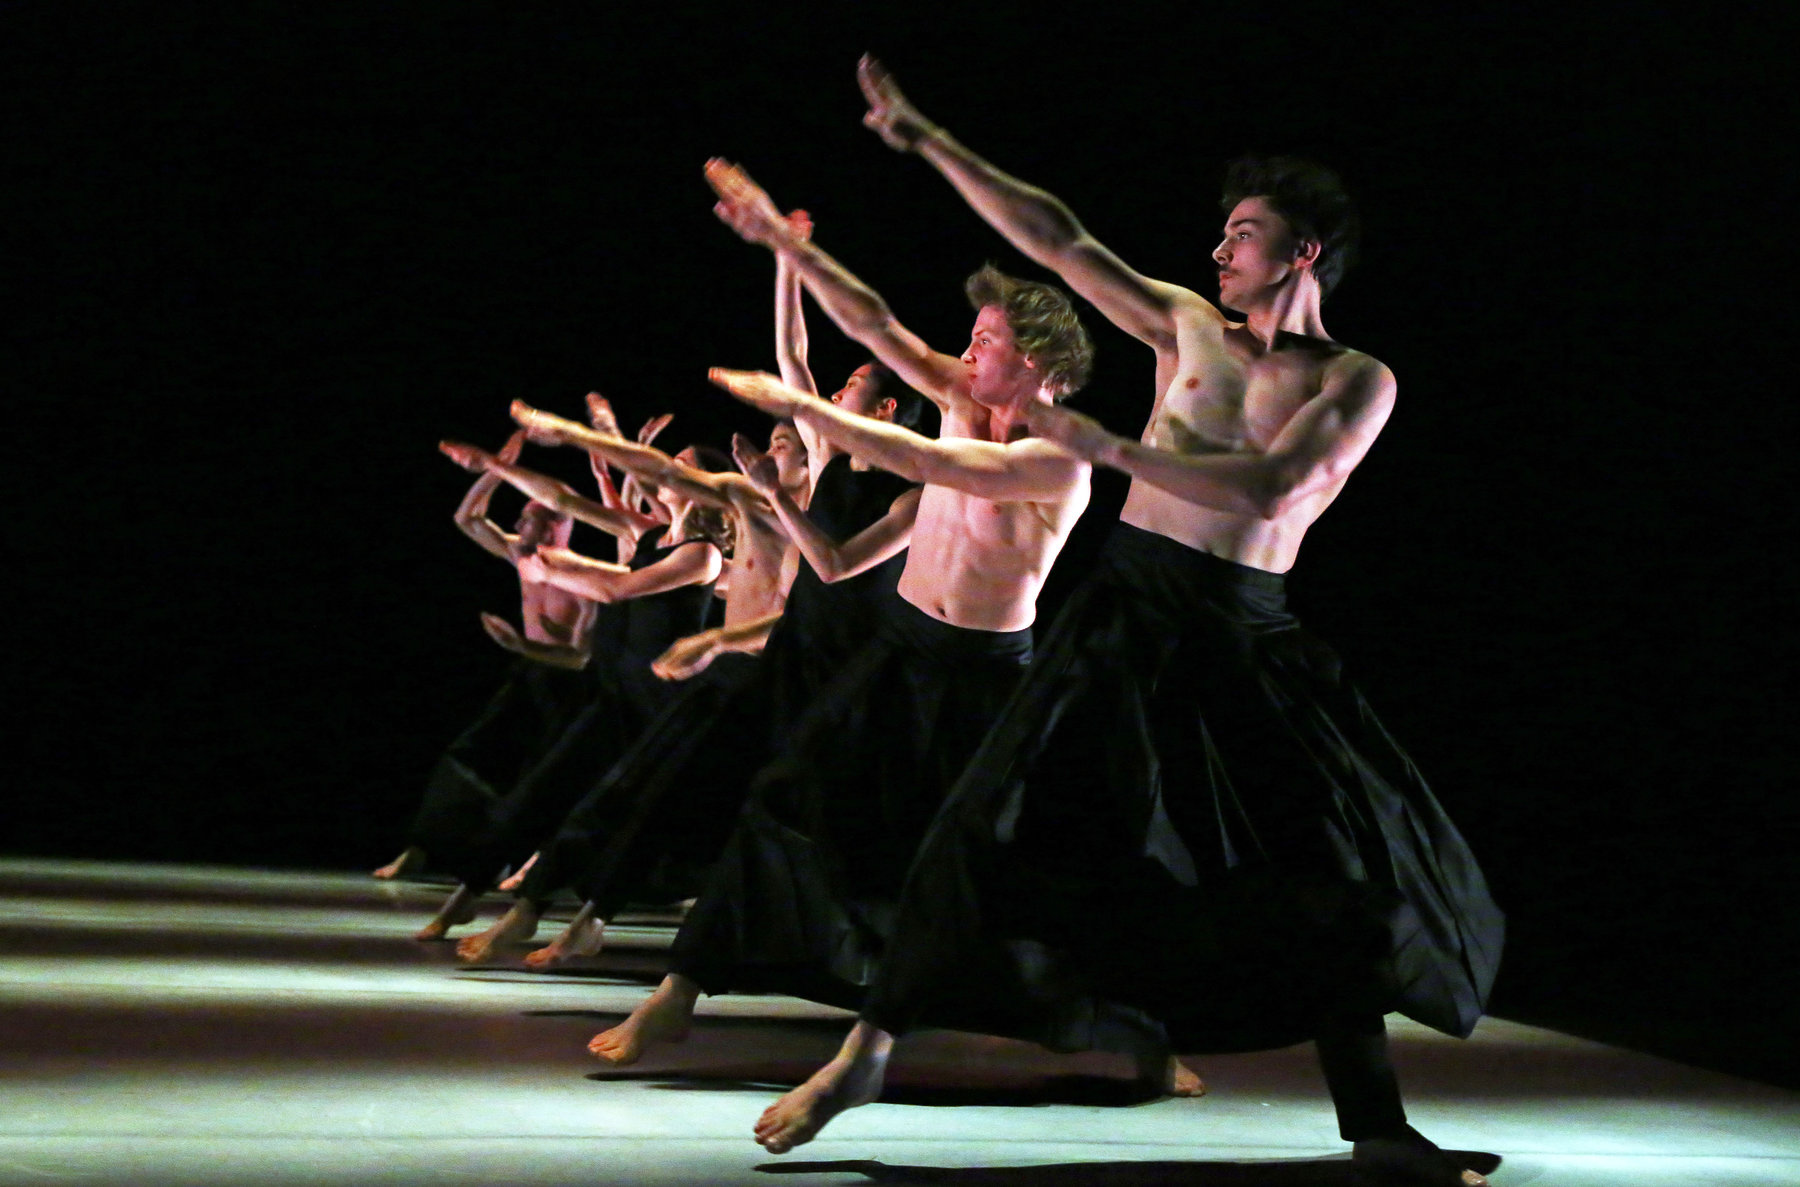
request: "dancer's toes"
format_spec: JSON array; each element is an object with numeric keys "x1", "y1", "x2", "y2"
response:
[
  {"x1": 752, "y1": 1051, "x2": 885, "y2": 1154},
  {"x1": 588, "y1": 979, "x2": 695, "y2": 1065},
  {"x1": 1353, "y1": 1127, "x2": 1489, "y2": 1186},
  {"x1": 1166, "y1": 1056, "x2": 1207, "y2": 1098},
  {"x1": 414, "y1": 886, "x2": 477, "y2": 942}
]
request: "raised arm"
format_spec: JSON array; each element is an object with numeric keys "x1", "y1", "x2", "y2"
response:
[
  {"x1": 734, "y1": 433, "x2": 919, "y2": 582},
  {"x1": 706, "y1": 159, "x2": 968, "y2": 411},
  {"x1": 518, "y1": 539, "x2": 722, "y2": 605},
  {"x1": 512, "y1": 399, "x2": 758, "y2": 516},
  {"x1": 1026, "y1": 356, "x2": 1396, "y2": 518},
  {"x1": 713, "y1": 369, "x2": 1085, "y2": 505},
  {"x1": 440, "y1": 440, "x2": 646, "y2": 541},
  {"x1": 650, "y1": 611, "x2": 785, "y2": 681},
  {"x1": 451, "y1": 430, "x2": 527, "y2": 560},
  {"x1": 858, "y1": 55, "x2": 1212, "y2": 351}
]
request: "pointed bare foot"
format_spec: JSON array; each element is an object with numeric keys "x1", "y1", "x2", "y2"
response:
[
  {"x1": 415, "y1": 884, "x2": 477, "y2": 941},
  {"x1": 523, "y1": 904, "x2": 604, "y2": 970},
  {"x1": 1353, "y1": 1126, "x2": 1489, "y2": 1186},
  {"x1": 588, "y1": 975, "x2": 698, "y2": 1065},
  {"x1": 497, "y1": 851, "x2": 539, "y2": 893},
  {"x1": 754, "y1": 1021, "x2": 893, "y2": 1154},
  {"x1": 1167, "y1": 1055, "x2": 1207, "y2": 1097},
  {"x1": 455, "y1": 900, "x2": 540, "y2": 963},
  {"x1": 373, "y1": 846, "x2": 425, "y2": 880}
]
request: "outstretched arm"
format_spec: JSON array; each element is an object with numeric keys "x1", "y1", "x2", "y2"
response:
[
  {"x1": 512, "y1": 399, "x2": 760, "y2": 516},
  {"x1": 706, "y1": 159, "x2": 968, "y2": 411},
  {"x1": 1025, "y1": 357, "x2": 1396, "y2": 518},
  {"x1": 517, "y1": 539, "x2": 722, "y2": 605},
  {"x1": 734, "y1": 433, "x2": 920, "y2": 582},
  {"x1": 713, "y1": 369, "x2": 1085, "y2": 504},
  {"x1": 441, "y1": 440, "x2": 646, "y2": 541},
  {"x1": 858, "y1": 55, "x2": 1210, "y2": 350},
  {"x1": 650, "y1": 611, "x2": 784, "y2": 681},
  {"x1": 451, "y1": 431, "x2": 527, "y2": 559}
]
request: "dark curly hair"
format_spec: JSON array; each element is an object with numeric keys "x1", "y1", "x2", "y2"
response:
[{"x1": 1220, "y1": 156, "x2": 1360, "y2": 299}]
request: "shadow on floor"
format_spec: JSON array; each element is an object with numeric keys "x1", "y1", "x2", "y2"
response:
[{"x1": 750, "y1": 1154, "x2": 1499, "y2": 1184}]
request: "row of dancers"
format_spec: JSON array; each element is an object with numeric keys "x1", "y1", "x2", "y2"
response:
[{"x1": 375, "y1": 58, "x2": 1501, "y2": 1186}]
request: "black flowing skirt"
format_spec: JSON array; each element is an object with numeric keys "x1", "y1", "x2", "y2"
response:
[
  {"x1": 862, "y1": 523, "x2": 1504, "y2": 1054},
  {"x1": 668, "y1": 597, "x2": 1033, "y2": 1010},
  {"x1": 405, "y1": 659, "x2": 591, "y2": 864},
  {"x1": 516, "y1": 650, "x2": 768, "y2": 914}
]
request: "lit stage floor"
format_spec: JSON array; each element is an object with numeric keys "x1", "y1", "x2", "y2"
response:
[{"x1": 2, "y1": 858, "x2": 1795, "y2": 1186}]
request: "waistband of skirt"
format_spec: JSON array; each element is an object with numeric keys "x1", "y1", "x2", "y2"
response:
[
  {"x1": 879, "y1": 592, "x2": 1034, "y2": 665},
  {"x1": 1103, "y1": 521, "x2": 1289, "y2": 594}
]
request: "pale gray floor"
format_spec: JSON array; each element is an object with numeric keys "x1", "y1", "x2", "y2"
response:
[{"x1": 1, "y1": 858, "x2": 1795, "y2": 1186}]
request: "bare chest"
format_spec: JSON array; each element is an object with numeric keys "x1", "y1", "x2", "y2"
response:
[{"x1": 1150, "y1": 336, "x2": 1322, "y2": 455}]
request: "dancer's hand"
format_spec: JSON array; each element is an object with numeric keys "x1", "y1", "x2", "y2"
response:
[
  {"x1": 709, "y1": 368, "x2": 806, "y2": 419},
  {"x1": 785, "y1": 208, "x2": 813, "y2": 242},
  {"x1": 439, "y1": 440, "x2": 495, "y2": 473},
  {"x1": 511, "y1": 400, "x2": 584, "y2": 448},
  {"x1": 1022, "y1": 402, "x2": 1118, "y2": 465},
  {"x1": 858, "y1": 55, "x2": 939, "y2": 152},
  {"x1": 652, "y1": 630, "x2": 719, "y2": 681},
  {"x1": 706, "y1": 158, "x2": 795, "y2": 249},
  {"x1": 585, "y1": 393, "x2": 624, "y2": 439},
  {"x1": 731, "y1": 433, "x2": 781, "y2": 495},
  {"x1": 637, "y1": 410, "x2": 674, "y2": 448},
  {"x1": 480, "y1": 612, "x2": 526, "y2": 653}
]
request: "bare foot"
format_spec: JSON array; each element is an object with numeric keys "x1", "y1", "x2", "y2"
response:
[
  {"x1": 372, "y1": 846, "x2": 424, "y2": 880},
  {"x1": 1353, "y1": 1126, "x2": 1489, "y2": 1186},
  {"x1": 754, "y1": 1021, "x2": 893, "y2": 1154},
  {"x1": 455, "y1": 900, "x2": 539, "y2": 963},
  {"x1": 1167, "y1": 1055, "x2": 1207, "y2": 1097},
  {"x1": 588, "y1": 975, "x2": 698, "y2": 1065},
  {"x1": 414, "y1": 884, "x2": 477, "y2": 941},
  {"x1": 497, "y1": 851, "x2": 539, "y2": 893},
  {"x1": 523, "y1": 903, "x2": 604, "y2": 970}
]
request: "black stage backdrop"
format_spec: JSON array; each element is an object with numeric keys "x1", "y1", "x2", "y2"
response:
[{"x1": 9, "y1": 5, "x2": 1795, "y2": 1086}]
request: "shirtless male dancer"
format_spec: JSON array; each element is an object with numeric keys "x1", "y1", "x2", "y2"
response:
[
  {"x1": 374, "y1": 431, "x2": 595, "y2": 881},
  {"x1": 445, "y1": 404, "x2": 812, "y2": 963},
  {"x1": 580, "y1": 157, "x2": 1093, "y2": 1071},
  {"x1": 748, "y1": 60, "x2": 1503, "y2": 1186}
]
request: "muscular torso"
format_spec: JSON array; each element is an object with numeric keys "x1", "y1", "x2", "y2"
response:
[
  {"x1": 1120, "y1": 302, "x2": 1369, "y2": 573},
  {"x1": 722, "y1": 497, "x2": 797, "y2": 628},
  {"x1": 897, "y1": 403, "x2": 1090, "y2": 633}
]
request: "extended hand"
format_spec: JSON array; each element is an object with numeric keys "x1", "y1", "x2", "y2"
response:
[
  {"x1": 637, "y1": 411, "x2": 674, "y2": 448},
  {"x1": 511, "y1": 400, "x2": 583, "y2": 448},
  {"x1": 480, "y1": 612, "x2": 526, "y2": 653},
  {"x1": 651, "y1": 630, "x2": 719, "y2": 681},
  {"x1": 440, "y1": 440, "x2": 496, "y2": 473},
  {"x1": 1023, "y1": 401, "x2": 1117, "y2": 464},
  {"x1": 858, "y1": 55, "x2": 939, "y2": 151},
  {"x1": 731, "y1": 432, "x2": 781, "y2": 495},
  {"x1": 709, "y1": 368, "x2": 805, "y2": 419},
  {"x1": 786, "y1": 208, "x2": 813, "y2": 242},
  {"x1": 496, "y1": 430, "x2": 526, "y2": 466},
  {"x1": 585, "y1": 392, "x2": 624, "y2": 439},
  {"x1": 705, "y1": 158, "x2": 795, "y2": 249}
]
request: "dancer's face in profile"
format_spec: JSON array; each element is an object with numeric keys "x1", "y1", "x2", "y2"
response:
[
  {"x1": 830, "y1": 364, "x2": 883, "y2": 415},
  {"x1": 767, "y1": 422, "x2": 808, "y2": 489},
  {"x1": 1213, "y1": 196, "x2": 1309, "y2": 313},
  {"x1": 960, "y1": 305, "x2": 1035, "y2": 408}
]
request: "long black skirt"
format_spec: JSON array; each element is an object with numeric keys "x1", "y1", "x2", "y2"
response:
[
  {"x1": 515, "y1": 650, "x2": 768, "y2": 915},
  {"x1": 862, "y1": 523, "x2": 1505, "y2": 1054},
  {"x1": 668, "y1": 597, "x2": 1033, "y2": 1010},
  {"x1": 405, "y1": 659, "x2": 590, "y2": 865}
]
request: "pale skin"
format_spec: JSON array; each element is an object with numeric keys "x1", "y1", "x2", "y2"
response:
[
  {"x1": 845, "y1": 60, "x2": 1481, "y2": 1187},
  {"x1": 450, "y1": 411, "x2": 802, "y2": 965},
  {"x1": 373, "y1": 433, "x2": 595, "y2": 882},
  {"x1": 585, "y1": 161, "x2": 1089, "y2": 1088}
]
